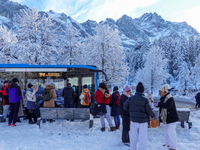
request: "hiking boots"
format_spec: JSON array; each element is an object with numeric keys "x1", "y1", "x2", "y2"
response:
[
  {"x1": 110, "y1": 127, "x2": 116, "y2": 131},
  {"x1": 115, "y1": 125, "x2": 120, "y2": 129},
  {"x1": 100, "y1": 127, "x2": 105, "y2": 132}
]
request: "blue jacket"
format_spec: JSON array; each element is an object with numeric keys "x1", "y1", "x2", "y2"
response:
[{"x1": 7, "y1": 83, "x2": 22, "y2": 103}]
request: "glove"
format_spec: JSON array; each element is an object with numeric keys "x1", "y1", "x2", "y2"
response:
[{"x1": 154, "y1": 102, "x2": 158, "y2": 107}]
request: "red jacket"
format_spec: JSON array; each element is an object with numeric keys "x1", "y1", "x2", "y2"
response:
[
  {"x1": 0, "y1": 84, "x2": 10, "y2": 106},
  {"x1": 95, "y1": 89, "x2": 111, "y2": 104}
]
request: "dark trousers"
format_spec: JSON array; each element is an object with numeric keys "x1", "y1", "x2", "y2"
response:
[
  {"x1": 64, "y1": 102, "x2": 73, "y2": 108},
  {"x1": 121, "y1": 115, "x2": 130, "y2": 143},
  {"x1": 9, "y1": 102, "x2": 20, "y2": 124},
  {"x1": 196, "y1": 102, "x2": 200, "y2": 107},
  {"x1": 29, "y1": 113, "x2": 37, "y2": 123},
  {"x1": 81, "y1": 105, "x2": 89, "y2": 108},
  {"x1": 24, "y1": 107, "x2": 29, "y2": 119}
]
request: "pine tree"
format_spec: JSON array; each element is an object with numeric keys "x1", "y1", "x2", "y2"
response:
[{"x1": 188, "y1": 35, "x2": 196, "y2": 67}]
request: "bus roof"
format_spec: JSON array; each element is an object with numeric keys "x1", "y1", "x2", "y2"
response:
[{"x1": 0, "y1": 64, "x2": 97, "y2": 69}]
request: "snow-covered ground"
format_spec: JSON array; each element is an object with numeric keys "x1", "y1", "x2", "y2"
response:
[{"x1": 1, "y1": 108, "x2": 200, "y2": 150}]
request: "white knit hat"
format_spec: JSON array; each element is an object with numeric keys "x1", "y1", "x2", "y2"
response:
[{"x1": 159, "y1": 84, "x2": 169, "y2": 92}]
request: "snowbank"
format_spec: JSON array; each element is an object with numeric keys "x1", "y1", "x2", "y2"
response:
[{"x1": 1, "y1": 110, "x2": 200, "y2": 150}]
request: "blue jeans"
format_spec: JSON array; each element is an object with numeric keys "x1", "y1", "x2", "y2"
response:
[
  {"x1": 114, "y1": 116, "x2": 120, "y2": 126},
  {"x1": 64, "y1": 102, "x2": 73, "y2": 108}
]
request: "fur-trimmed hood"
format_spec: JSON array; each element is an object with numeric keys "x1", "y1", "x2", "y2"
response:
[
  {"x1": 98, "y1": 87, "x2": 111, "y2": 98},
  {"x1": 45, "y1": 84, "x2": 55, "y2": 90}
]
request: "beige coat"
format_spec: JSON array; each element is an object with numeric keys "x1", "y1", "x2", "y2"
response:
[
  {"x1": 43, "y1": 84, "x2": 57, "y2": 108},
  {"x1": 18, "y1": 92, "x2": 24, "y2": 117}
]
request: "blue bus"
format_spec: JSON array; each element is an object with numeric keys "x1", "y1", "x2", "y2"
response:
[{"x1": 0, "y1": 64, "x2": 108, "y2": 113}]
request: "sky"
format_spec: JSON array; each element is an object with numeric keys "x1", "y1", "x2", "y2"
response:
[{"x1": 11, "y1": 0, "x2": 200, "y2": 32}]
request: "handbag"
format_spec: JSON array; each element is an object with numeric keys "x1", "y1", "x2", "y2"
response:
[{"x1": 93, "y1": 92, "x2": 107, "y2": 116}]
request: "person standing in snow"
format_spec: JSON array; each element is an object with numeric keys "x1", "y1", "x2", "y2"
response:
[
  {"x1": 124, "y1": 82, "x2": 155, "y2": 150},
  {"x1": 110, "y1": 86, "x2": 121, "y2": 129},
  {"x1": 26, "y1": 83, "x2": 38, "y2": 124},
  {"x1": 79, "y1": 84, "x2": 90, "y2": 108},
  {"x1": 23, "y1": 83, "x2": 29, "y2": 120},
  {"x1": 147, "y1": 91, "x2": 154, "y2": 128},
  {"x1": 62, "y1": 83, "x2": 75, "y2": 108},
  {"x1": 118, "y1": 85, "x2": 131, "y2": 145},
  {"x1": 0, "y1": 81, "x2": 10, "y2": 122},
  {"x1": 195, "y1": 92, "x2": 200, "y2": 108},
  {"x1": 7, "y1": 78, "x2": 22, "y2": 126},
  {"x1": 157, "y1": 84, "x2": 179, "y2": 150},
  {"x1": 94, "y1": 82, "x2": 116, "y2": 132},
  {"x1": 147, "y1": 91, "x2": 154, "y2": 109}
]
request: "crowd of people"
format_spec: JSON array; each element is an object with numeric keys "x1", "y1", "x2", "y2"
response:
[
  {"x1": 94, "y1": 82, "x2": 179, "y2": 150},
  {"x1": 0, "y1": 78, "x2": 180, "y2": 150}
]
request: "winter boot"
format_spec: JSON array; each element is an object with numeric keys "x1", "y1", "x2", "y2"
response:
[
  {"x1": 28, "y1": 121, "x2": 34, "y2": 124},
  {"x1": 100, "y1": 127, "x2": 105, "y2": 132},
  {"x1": 115, "y1": 125, "x2": 120, "y2": 129},
  {"x1": 110, "y1": 127, "x2": 116, "y2": 131},
  {"x1": 169, "y1": 149, "x2": 176, "y2": 150}
]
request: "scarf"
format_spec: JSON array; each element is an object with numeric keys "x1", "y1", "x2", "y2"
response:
[
  {"x1": 122, "y1": 91, "x2": 130, "y2": 97},
  {"x1": 27, "y1": 88, "x2": 33, "y2": 92},
  {"x1": 98, "y1": 88, "x2": 111, "y2": 98},
  {"x1": 160, "y1": 93, "x2": 172, "y2": 124}
]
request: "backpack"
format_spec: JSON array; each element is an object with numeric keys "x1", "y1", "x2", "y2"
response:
[
  {"x1": 83, "y1": 91, "x2": 90, "y2": 104},
  {"x1": 42, "y1": 89, "x2": 51, "y2": 101},
  {"x1": 114, "y1": 93, "x2": 121, "y2": 106}
]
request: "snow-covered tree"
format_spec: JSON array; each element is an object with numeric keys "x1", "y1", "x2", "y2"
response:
[
  {"x1": 178, "y1": 61, "x2": 190, "y2": 92},
  {"x1": 83, "y1": 24, "x2": 129, "y2": 86},
  {"x1": 58, "y1": 23, "x2": 82, "y2": 65},
  {"x1": 14, "y1": 6, "x2": 59, "y2": 64},
  {"x1": 188, "y1": 35, "x2": 196, "y2": 67},
  {"x1": 190, "y1": 54, "x2": 200, "y2": 89},
  {"x1": 0, "y1": 26, "x2": 18, "y2": 63},
  {"x1": 135, "y1": 46, "x2": 169, "y2": 92}
]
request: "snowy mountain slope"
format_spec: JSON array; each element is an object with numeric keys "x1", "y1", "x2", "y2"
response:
[{"x1": 0, "y1": 0, "x2": 199, "y2": 51}]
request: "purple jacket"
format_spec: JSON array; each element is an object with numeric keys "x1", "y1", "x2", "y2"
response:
[{"x1": 7, "y1": 83, "x2": 22, "y2": 103}]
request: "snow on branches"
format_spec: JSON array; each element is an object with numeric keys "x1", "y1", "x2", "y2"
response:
[
  {"x1": 83, "y1": 24, "x2": 129, "y2": 86},
  {"x1": 135, "y1": 46, "x2": 169, "y2": 92},
  {"x1": 13, "y1": 6, "x2": 58, "y2": 65}
]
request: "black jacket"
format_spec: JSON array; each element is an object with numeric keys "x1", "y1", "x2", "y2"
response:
[
  {"x1": 195, "y1": 93, "x2": 200, "y2": 103},
  {"x1": 124, "y1": 92, "x2": 155, "y2": 123},
  {"x1": 158, "y1": 92, "x2": 179, "y2": 124},
  {"x1": 62, "y1": 86, "x2": 75, "y2": 104},
  {"x1": 110, "y1": 91, "x2": 120, "y2": 116},
  {"x1": 119, "y1": 94, "x2": 130, "y2": 116}
]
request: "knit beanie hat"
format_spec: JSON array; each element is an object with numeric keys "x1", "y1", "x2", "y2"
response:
[
  {"x1": 83, "y1": 84, "x2": 87, "y2": 88},
  {"x1": 4, "y1": 80, "x2": 8, "y2": 84},
  {"x1": 28, "y1": 83, "x2": 33, "y2": 88},
  {"x1": 136, "y1": 82, "x2": 144, "y2": 93},
  {"x1": 123, "y1": 85, "x2": 131, "y2": 92},
  {"x1": 159, "y1": 84, "x2": 169, "y2": 94},
  {"x1": 113, "y1": 86, "x2": 118, "y2": 92},
  {"x1": 12, "y1": 78, "x2": 19, "y2": 83}
]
